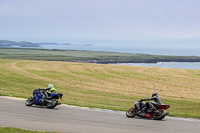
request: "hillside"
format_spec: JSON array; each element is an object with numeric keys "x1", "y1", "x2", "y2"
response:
[
  {"x1": 0, "y1": 40, "x2": 40, "y2": 48},
  {"x1": 0, "y1": 59, "x2": 199, "y2": 118},
  {"x1": 1, "y1": 47, "x2": 200, "y2": 63}
]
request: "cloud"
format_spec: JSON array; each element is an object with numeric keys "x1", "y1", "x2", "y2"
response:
[
  {"x1": 1, "y1": 0, "x2": 200, "y2": 40},
  {"x1": 0, "y1": 3, "x2": 41, "y2": 17},
  {"x1": 0, "y1": 4, "x2": 21, "y2": 16}
]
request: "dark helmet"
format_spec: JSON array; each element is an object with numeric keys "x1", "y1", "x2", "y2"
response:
[{"x1": 152, "y1": 93, "x2": 158, "y2": 98}]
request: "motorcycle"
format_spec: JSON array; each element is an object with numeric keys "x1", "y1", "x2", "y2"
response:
[
  {"x1": 25, "y1": 89, "x2": 63, "y2": 109},
  {"x1": 126, "y1": 100, "x2": 170, "y2": 120}
]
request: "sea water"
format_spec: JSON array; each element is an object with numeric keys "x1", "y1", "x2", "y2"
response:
[
  {"x1": 41, "y1": 44, "x2": 200, "y2": 69},
  {"x1": 41, "y1": 44, "x2": 200, "y2": 56},
  {"x1": 114, "y1": 62, "x2": 200, "y2": 69}
]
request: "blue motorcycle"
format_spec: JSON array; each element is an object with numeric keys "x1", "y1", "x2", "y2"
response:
[{"x1": 25, "y1": 89, "x2": 63, "y2": 109}]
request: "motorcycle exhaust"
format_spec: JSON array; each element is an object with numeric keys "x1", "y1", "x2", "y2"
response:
[{"x1": 59, "y1": 97, "x2": 62, "y2": 103}]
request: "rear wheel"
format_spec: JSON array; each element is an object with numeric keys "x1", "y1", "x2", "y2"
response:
[
  {"x1": 126, "y1": 108, "x2": 137, "y2": 118},
  {"x1": 47, "y1": 99, "x2": 58, "y2": 109},
  {"x1": 152, "y1": 109, "x2": 166, "y2": 120},
  {"x1": 25, "y1": 97, "x2": 35, "y2": 106}
]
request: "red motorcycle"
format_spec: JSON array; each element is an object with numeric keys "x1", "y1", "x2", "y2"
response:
[{"x1": 126, "y1": 101, "x2": 170, "y2": 120}]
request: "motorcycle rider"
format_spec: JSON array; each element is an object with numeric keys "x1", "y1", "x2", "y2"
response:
[
  {"x1": 137, "y1": 93, "x2": 161, "y2": 114},
  {"x1": 36, "y1": 84, "x2": 57, "y2": 103},
  {"x1": 42, "y1": 84, "x2": 57, "y2": 98}
]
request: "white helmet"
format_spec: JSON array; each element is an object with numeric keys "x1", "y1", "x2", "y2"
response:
[{"x1": 48, "y1": 84, "x2": 53, "y2": 88}]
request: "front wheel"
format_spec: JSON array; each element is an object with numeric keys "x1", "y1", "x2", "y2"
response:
[
  {"x1": 25, "y1": 96, "x2": 35, "y2": 106},
  {"x1": 46, "y1": 99, "x2": 58, "y2": 109},
  {"x1": 126, "y1": 108, "x2": 137, "y2": 118},
  {"x1": 152, "y1": 109, "x2": 166, "y2": 120}
]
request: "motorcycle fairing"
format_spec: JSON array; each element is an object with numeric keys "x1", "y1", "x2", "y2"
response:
[
  {"x1": 145, "y1": 113, "x2": 151, "y2": 118},
  {"x1": 34, "y1": 91, "x2": 42, "y2": 104}
]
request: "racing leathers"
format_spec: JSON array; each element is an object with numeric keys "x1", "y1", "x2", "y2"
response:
[{"x1": 139, "y1": 97, "x2": 161, "y2": 113}]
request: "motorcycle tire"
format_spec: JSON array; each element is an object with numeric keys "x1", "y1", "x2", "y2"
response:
[
  {"x1": 126, "y1": 108, "x2": 137, "y2": 118},
  {"x1": 152, "y1": 109, "x2": 166, "y2": 120},
  {"x1": 47, "y1": 99, "x2": 58, "y2": 109},
  {"x1": 25, "y1": 96, "x2": 35, "y2": 106}
]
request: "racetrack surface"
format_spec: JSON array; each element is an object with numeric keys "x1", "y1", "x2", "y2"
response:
[{"x1": 0, "y1": 96, "x2": 199, "y2": 133}]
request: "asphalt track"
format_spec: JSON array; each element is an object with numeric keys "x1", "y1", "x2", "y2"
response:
[{"x1": 0, "y1": 96, "x2": 199, "y2": 133}]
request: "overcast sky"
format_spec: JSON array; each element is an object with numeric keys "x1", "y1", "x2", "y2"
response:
[{"x1": 0, "y1": 0, "x2": 200, "y2": 44}]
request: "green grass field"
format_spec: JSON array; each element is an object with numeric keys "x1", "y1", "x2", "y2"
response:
[
  {"x1": 0, "y1": 59, "x2": 200, "y2": 119},
  {"x1": 0, "y1": 127, "x2": 57, "y2": 133}
]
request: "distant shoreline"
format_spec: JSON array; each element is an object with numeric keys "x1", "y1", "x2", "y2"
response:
[
  {"x1": 0, "y1": 40, "x2": 93, "y2": 49},
  {"x1": 1, "y1": 47, "x2": 200, "y2": 64}
]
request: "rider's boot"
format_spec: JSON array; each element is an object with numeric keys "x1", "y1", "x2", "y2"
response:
[
  {"x1": 137, "y1": 110, "x2": 141, "y2": 115},
  {"x1": 142, "y1": 107, "x2": 147, "y2": 113},
  {"x1": 137, "y1": 107, "x2": 146, "y2": 115},
  {"x1": 39, "y1": 98, "x2": 45, "y2": 103}
]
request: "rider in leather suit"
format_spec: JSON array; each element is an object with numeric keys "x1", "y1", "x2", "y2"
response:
[
  {"x1": 36, "y1": 84, "x2": 57, "y2": 103},
  {"x1": 42, "y1": 84, "x2": 57, "y2": 98},
  {"x1": 138, "y1": 93, "x2": 161, "y2": 114}
]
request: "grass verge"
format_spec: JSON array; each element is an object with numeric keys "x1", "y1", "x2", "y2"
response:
[{"x1": 0, "y1": 127, "x2": 57, "y2": 133}]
